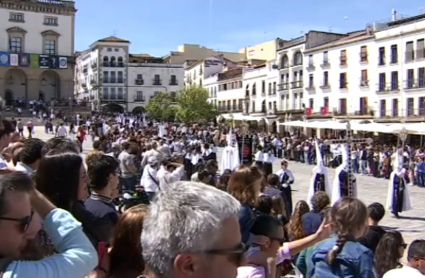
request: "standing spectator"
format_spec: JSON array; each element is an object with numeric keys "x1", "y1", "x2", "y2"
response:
[
  {"x1": 358, "y1": 202, "x2": 386, "y2": 254},
  {"x1": 26, "y1": 120, "x2": 33, "y2": 138},
  {"x1": 118, "y1": 142, "x2": 139, "y2": 193},
  {"x1": 382, "y1": 239, "x2": 425, "y2": 277},
  {"x1": 374, "y1": 231, "x2": 406, "y2": 278},
  {"x1": 15, "y1": 138, "x2": 45, "y2": 175}
]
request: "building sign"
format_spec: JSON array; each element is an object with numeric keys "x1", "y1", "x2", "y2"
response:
[
  {"x1": 0, "y1": 52, "x2": 68, "y2": 69},
  {"x1": 0, "y1": 52, "x2": 10, "y2": 66}
]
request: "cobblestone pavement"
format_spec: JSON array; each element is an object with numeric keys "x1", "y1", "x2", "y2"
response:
[{"x1": 33, "y1": 127, "x2": 423, "y2": 265}]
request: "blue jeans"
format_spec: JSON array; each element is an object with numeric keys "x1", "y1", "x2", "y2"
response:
[
  {"x1": 417, "y1": 172, "x2": 425, "y2": 187},
  {"x1": 360, "y1": 160, "x2": 367, "y2": 174},
  {"x1": 121, "y1": 175, "x2": 137, "y2": 193}
]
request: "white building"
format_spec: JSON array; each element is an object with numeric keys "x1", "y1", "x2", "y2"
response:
[
  {"x1": 184, "y1": 56, "x2": 233, "y2": 88},
  {"x1": 0, "y1": 0, "x2": 76, "y2": 106},
  {"x1": 74, "y1": 36, "x2": 184, "y2": 113}
]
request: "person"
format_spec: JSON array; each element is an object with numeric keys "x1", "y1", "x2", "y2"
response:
[
  {"x1": 157, "y1": 157, "x2": 185, "y2": 191},
  {"x1": 331, "y1": 144, "x2": 357, "y2": 205},
  {"x1": 56, "y1": 122, "x2": 68, "y2": 138},
  {"x1": 15, "y1": 138, "x2": 45, "y2": 175},
  {"x1": 263, "y1": 174, "x2": 281, "y2": 197},
  {"x1": 382, "y1": 239, "x2": 425, "y2": 277},
  {"x1": 0, "y1": 120, "x2": 16, "y2": 168},
  {"x1": 302, "y1": 191, "x2": 330, "y2": 236},
  {"x1": 276, "y1": 160, "x2": 294, "y2": 217},
  {"x1": 307, "y1": 141, "x2": 332, "y2": 208},
  {"x1": 220, "y1": 129, "x2": 240, "y2": 171},
  {"x1": 307, "y1": 197, "x2": 373, "y2": 278},
  {"x1": 386, "y1": 149, "x2": 412, "y2": 218},
  {"x1": 254, "y1": 145, "x2": 264, "y2": 169},
  {"x1": 141, "y1": 156, "x2": 160, "y2": 201},
  {"x1": 374, "y1": 231, "x2": 406, "y2": 278},
  {"x1": 118, "y1": 141, "x2": 139, "y2": 193},
  {"x1": 262, "y1": 145, "x2": 275, "y2": 177},
  {"x1": 358, "y1": 202, "x2": 386, "y2": 254},
  {"x1": 141, "y1": 181, "x2": 243, "y2": 278},
  {"x1": 0, "y1": 170, "x2": 98, "y2": 278}
]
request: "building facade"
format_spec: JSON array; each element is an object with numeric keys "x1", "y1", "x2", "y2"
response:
[
  {"x1": 74, "y1": 36, "x2": 184, "y2": 113},
  {"x1": 0, "y1": 0, "x2": 76, "y2": 107}
]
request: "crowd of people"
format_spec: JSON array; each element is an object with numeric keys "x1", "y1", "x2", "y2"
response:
[{"x1": 0, "y1": 114, "x2": 423, "y2": 278}]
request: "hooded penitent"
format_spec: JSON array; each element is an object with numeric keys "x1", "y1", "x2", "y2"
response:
[
  {"x1": 386, "y1": 148, "x2": 411, "y2": 212},
  {"x1": 307, "y1": 141, "x2": 331, "y2": 207},
  {"x1": 331, "y1": 143, "x2": 357, "y2": 205}
]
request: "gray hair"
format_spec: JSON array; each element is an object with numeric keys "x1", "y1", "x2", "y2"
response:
[{"x1": 141, "y1": 181, "x2": 241, "y2": 276}]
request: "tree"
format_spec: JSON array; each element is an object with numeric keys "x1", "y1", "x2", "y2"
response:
[
  {"x1": 146, "y1": 92, "x2": 176, "y2": 120},
  {"x1": 176, "y1": 86, "x2": 218, "y2": 122}
]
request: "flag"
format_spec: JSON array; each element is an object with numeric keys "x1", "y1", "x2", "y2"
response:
[
  {"x1": 39, "y1": 55, "x2": 49, "y2": 68},
  {"x1": 9, "y1": 53, "x2": 19, "y2": 66},
  {"x1": 49, "y1": 56, "x2": 58, "y2": 69},
  {"x1": 0, "y1": 52, "x2": 10, "y2": 66},
  {"x1": 59, "y1": 57, "x2": 68, "y2": 69},
  {"x1": 30, "y1": 54, "x2": 39, "y2": 68},
  {"x1": 19, "y1": 53, "x2": 30, "y2": 67}
]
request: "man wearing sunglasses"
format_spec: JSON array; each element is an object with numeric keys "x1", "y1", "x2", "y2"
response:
[
  {"x1": 238, "y1": 215, "x2": 285, "y2": 278},
  {"x1": 0, "y1": 170, "x2": 97, "y2": 278}
]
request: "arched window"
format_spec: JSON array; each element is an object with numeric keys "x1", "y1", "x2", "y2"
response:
[
  {"x1": 103, "y1": 56, "x2": 109, "y2": 66},
  {"x1": 294, "y1": 51, "x2": 303, "y2": 66},
  {"x1": 110, "y1": 56, "x2": 116, "y2": 67},
  {"x1": 252, "y1": 83, "x2": 256, "y2": 95},
  {"x1": 280, "y1": 54, "x2": 289, "y2": 68},
  {"x1": 118, "y1": 56, "x2": 123, "y2": 67},
  {"x1": 245, "y1": 84, "x2": 250, "y2": 97}
]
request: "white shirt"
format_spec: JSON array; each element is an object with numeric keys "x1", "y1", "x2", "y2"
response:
[
  {"x1": 141, "y1": 165, "x2": 159, "y2": 193},
  {"x1": 158, "y1": 165, "x2": 185, "y2": 191},
  {"x1": 383, "y1": 266, "x2": 425, "y2": 278},
  {"x1": 57, "y1": 126, "x2": 67, "y2": 137}
]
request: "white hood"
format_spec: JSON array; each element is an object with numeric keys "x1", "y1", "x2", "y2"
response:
[{"x1": 314, "y1": 141, "x2": 326, "y2": 174}]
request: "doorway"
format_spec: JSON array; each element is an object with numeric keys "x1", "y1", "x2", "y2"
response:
[{"x1": 4, "y1": 90, "x2": 13, "y2": 106}]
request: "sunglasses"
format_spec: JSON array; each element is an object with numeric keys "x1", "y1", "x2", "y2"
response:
[
  {"x1": 204, "y1": 242, "x2": 247, "y2": 266},
  {"x1": 0, "y1": 210, "x2": 34, "y2": 233}
]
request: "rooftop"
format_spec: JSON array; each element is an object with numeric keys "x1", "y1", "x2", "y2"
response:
[
  {"x1": 96, "y1": 36, "x2": 130, "y2": 44},
  {"x1": 305, "y1": 30, "x2": 372, "y2": 53}
]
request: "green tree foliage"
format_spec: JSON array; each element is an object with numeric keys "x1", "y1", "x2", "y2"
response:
[
  {"x1": 176, "y1": 86, "x2": 218, "y2": 122},
  {"x1": 146, "y1": 92, "x2": 176, "y2": 120}
]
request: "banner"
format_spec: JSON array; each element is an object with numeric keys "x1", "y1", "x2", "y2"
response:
[
  {"x1": 59, "y1": 57, "x2": 68, "y2": 69},
  {"x1": 49, "y1": 55, "x2": 59, "y2": 69},
  {"x1": 10, "y1": 53, "x2": 19, "y2": 66},
  {"x1": 236, "y1": 135, "x2": 253, "y2": 165},
  {"x1": 19, "y1": 53, "x2": 30, "y2": 67},
  {"x1": 30, "y1": 54, "x2": 39, "y2": 68},
  {"x1": 39, "y1": 55, "x2": 49, "y2": 68},
  {"x1": 0, "y1": 52, "x2": 10, "y2": 66}
]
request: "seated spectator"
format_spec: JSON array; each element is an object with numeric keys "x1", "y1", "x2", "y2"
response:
[
  {"x1": 141, "y1": 181, "x2": 243, "y2": 278},
  {"x1": 382, "y1": 239, "x2": 425, "y2": 277},
  {"x1": 302, "y1": 191, "x2": 330, "y2": 236},
  {"x1": 358, "y1": 202, "x2": 386, "y2": 254},
  {"x1": 0, "y1": 170, "x2": 97, "y2": 278},
  {"x1": 85, "y1": 154, "x2": 121, "y2": 246},
  {"x1": 15, "y1": 138, "x2": 45, "y2": 175}
]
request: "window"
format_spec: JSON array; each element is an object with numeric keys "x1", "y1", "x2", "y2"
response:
[
  {"x1": 360, "y1": 46, "x2": 367, "y2": 62},
  {"x1": 391, "y1": 71, "x2": 398, "y2": 90},
  {"x1": 252, "y1": 83, "x2": 256, "y2": 95},
  {"x1": 380, "y1": 100, "x2": 386, "y2": 117},
  {"x1": 273, "y1": 82, "x2": 276, "y2": 94},
  {"x1": 268, "y1": 83, "x2": 272, "y2": 95},
  {"x1": 390, "y1": 45, "x2": 398, "y2": 64},
  {"x1": 261, "y1": 80, "x2": 266, "y2": 94},
  {"x1": 117, "y1": 71, "x2": 123, "y2": 83},
  {"x1": 117, "y1": 88, "x2": 124, "y2": 99},
  {"x1": 136, "y1": 91, "x2": 144, "y2": 101},
  {"x1": 323, "y1": 71, "x2": 329, "y2": 85},
  {"x1": 44, "y1": 40, "x2": 55, "y2": 55},
  {"x1": 9, "y1": 37, "x2": 22, "y2": 53},
  {"x1": 9, "y1": 13, "x2": 24, "y2": 22},
  {"x1": 293, "y1": 51, "x2": 303, "y2": 65},
  {"x1": 361, "y1": 70, "x2": 368, "y2": 86},
  {"x1": 407, "y1": 97, "x2": 414, "y2": 116},
  {"x1": 419, "y1": 68, "x2": 425, "y2": 87},
  {"x1": 308, "y1": 55, "x2": 313, "y2": 66},
  {"x1": 420, "y1": 97, "x2": 425, "y2": 116},
  {"x1": 378, "y1": 73, "x2": 386, "y2": 91},
  {"x1": 103, "y1": 71, "x2": 109, "y2": 83},
  {"x1": 407, "y1": 69, "x2": 414, "y2": 89},
  {"x1": 324, "y1": 97, "x2": 329, "y2": 108},
  {"x1": 378, "y1": 47, "x2": 385, "y2": 65},
  {"x1": 154, "y1": 74, "x2": 161, "y2": 85},
  {"x1": 392, "y1": 99, "x2": 399, "y2": 117},
  {"x1": 110, "y1": 57, "x2": 116, "y2": 67},
  {"x1": 309, "y1": 98, "x2": 314, "y2": 109},
  {"x1": 44, "y1": 17, "x2": 58, "y2": 25},
  {"x1": 308, "y1": 74, "x2": 314, "y2": 88},
  {"x1": 114, "y1": 48, "x2": 119, "y2": 52},
  {"x1": 339, "y1": 72, "x2": 347, "y2": 88},
  {"x1": 406, "y1": 41, "x2": 414, "y2": 62},
  {"x1": 136, "y1": 74, "x2": 143, "y2": 80},
  {"x1": 107, "y1": 48, "x2": 112, "y2": 52},
  {"x1": 118, "y1": 57, "x2": 124, "y2": 67},
  {"x1": 102, "y1": 88, "x2": 108, "y2": 99},
  {"x1": 340, "y1": 50, "x2": 347, "y2": 65},
  {"x1": 323, "y1": 51, "x2": 329, "y2": 64},
  {"x1": 417, "y1": 39, "x2": 425, "y2": 60},
  {"x1": 110, "y1": 88, "x2": 116, "y2": 100},
  {"x1": 280, "y1": 54, "x2": 289, "y2": 68},
  {"x1": 170, "y1": 75, "x2": 177, "y2": 85}
]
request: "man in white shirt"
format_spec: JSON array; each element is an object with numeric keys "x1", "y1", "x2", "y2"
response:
[
  {"x1": 384, "y1": 239, "x2": 425, "y2": 277},
  {"x1": 56, "y1": 123, "x2": 67, "y2": 138},
  {"x1": 157, "y1": 157, "x2": 185, "y2": 191},
  {"x1": 141, "y1": 156, "x2": 160, "y2": 201}
]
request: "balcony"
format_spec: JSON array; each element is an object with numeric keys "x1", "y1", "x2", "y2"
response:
[
  {"x1": 133, "y1": 95, "x2": 145, "y2": 102},
  {"x1": 306, "y1": 63, "x2": 315, "y2": 70},
  {"x1": 169, "y1": 80, "x2": 178, "y2": 86},
  {"x1": 378, "y1": 57, "x2": 386, "y2": 66},
  {"x1": 377, "y1": 108, "x2": 425, "y2": 120},
  {"x1": 405, "y1": 51, "x2": 415, "y2": 63},
  {"x1": 339, "y1": 57, "x2": 347, "y2": 67},
  {"x1": 218, "y1": 105, "x2": 243, "y2": 113},
  {"x1": 320, "y1": 60, "x2": 330, "y2": 68},
  {"x1": 153, "y1": 79, "x2": 162, "y2": 85},
  {"x1": 359, "y1": 53, "x2": 368, "y2": 63},
  {"x1": 404, "y1": 79, "x2": 425, "y2": 90},
  {"x1": 278, "y1": 83, "x2": 289, "y2": 91},
  {"x1": 117, "y1": 62, "x2": 125, "y2": 67},
  {"x1": 416, "y1": 49, "x2": 425, "y2": 60},
  {"x1": 319, "y1": 83, "x2": 330, "y2": 90},
  {"x1": 305, "y1": 84, "x2": 316, "y2": 92},
  {"x1": 291, "y1": 81, "x2": 303, "y2": 89},
  {"x1": 359, "y1": 80, "x2": 369, "y2": 88},
  {"x1": 103, "y1": 62, "x2": 109, "y2": 67},
  {"x1": 135, "y1": 79, "x2": 144, "y2": 85},
  {"x1": 102, "y1": 78, "x2": 118, "y2": 83},
  {"x1": 375, "y1": 82, "x2": 400, "y2": 94},
  {"x1": 91, "y1": 63, "x2": 97, "y2": 69}
]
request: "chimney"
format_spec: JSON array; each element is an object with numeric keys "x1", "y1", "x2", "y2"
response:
[{"x1": 392, "y1": 9, "x2": 397, "y2": 21}]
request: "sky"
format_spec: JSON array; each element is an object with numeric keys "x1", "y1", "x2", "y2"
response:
[{"x1": 75, "y1": 0, "x2": 425, "y2": 57}]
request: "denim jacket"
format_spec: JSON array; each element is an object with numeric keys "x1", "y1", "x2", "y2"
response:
[
  {"x1": 307, "y1": 235, "x2": 374, "y2": 278},
  {"x1": 4, "y1": 208, "x2": 98, "y2": 278},
  {"x1": 238, "y1": 204, "x2": 256, "y2": 244}
]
